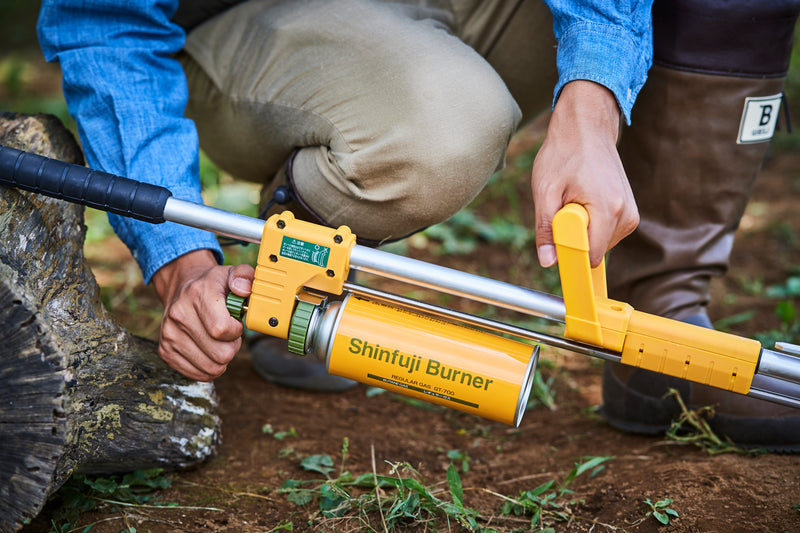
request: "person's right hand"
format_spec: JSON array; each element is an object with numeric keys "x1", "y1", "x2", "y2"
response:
[
  {"x1": 151, "y1": 249, "x2": 255, "y2": 381},
  {"x1": 530, "y1": 80, "x2": 640, "y2": 269}
]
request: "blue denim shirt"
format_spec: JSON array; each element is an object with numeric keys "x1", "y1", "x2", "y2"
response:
[
  {"x1": 37, "y1": 0, "x2": 653, "y2": 284},
  {"x1": 546, "y1": 0, "x2": 653, "y2": 120}
]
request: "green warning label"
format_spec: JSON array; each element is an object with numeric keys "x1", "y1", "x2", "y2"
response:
[{"x1": 280, "y1": 236, "x2": 330, "y2": 267}]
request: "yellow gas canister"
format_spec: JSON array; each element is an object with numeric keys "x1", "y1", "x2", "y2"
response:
[{"x1": 301, "y1": 295, "x2": 539, "y2": 427}]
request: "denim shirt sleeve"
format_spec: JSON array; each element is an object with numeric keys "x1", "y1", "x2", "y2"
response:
[
  {"x1": 544, "y1": 0, "x2": 654, "y2": 123},
  {"x1": 37, "y1": 0, "x2": 224, "y2": 284}
]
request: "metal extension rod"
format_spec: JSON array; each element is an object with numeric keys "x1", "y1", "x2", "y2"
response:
[{"x1": 164, "y1": 197, "x2": 567, "y2": 322}]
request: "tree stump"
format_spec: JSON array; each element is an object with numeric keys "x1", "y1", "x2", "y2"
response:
[{"x1": 0, "y1": 113, "x2": 221, "y2": 532}]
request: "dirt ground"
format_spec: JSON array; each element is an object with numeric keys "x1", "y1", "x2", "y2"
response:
[{"x1": 16, "y1": 122, "x2": 800, "y2": 533}]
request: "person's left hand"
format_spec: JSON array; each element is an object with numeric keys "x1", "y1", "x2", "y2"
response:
[{"x1": 151, "y1": 249, "x2": 254, "y2": 381}]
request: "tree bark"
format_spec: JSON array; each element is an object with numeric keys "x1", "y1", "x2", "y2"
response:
[{"x1": 0, "y1": 113, "x2": 221, "y2": 533}]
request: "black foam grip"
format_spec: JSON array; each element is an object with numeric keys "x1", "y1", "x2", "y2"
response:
[{"x1": 0, "y1": 145, "x2": 171, "y2": 223}]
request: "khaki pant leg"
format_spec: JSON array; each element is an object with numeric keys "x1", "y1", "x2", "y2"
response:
[
  {"x1": 180, "y1": 0, "x2": 528, "y2": 241},
  {"x1": 458, "y1": 0, "x2": 557, "y2": 124}
]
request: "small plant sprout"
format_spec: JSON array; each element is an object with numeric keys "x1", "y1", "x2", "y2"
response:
[
  {"x1": 262, "y1": 423, "x2": 298, "y2": 440},
  {"x1": 526, "y1": 369, "x2": 557, "y2": 411},
  {"x1": 446, "y1": 449, "x2": 471, "y2": 472},
  {"x1": 643, "y1": 497, "x2": 679, "y2": 525}
]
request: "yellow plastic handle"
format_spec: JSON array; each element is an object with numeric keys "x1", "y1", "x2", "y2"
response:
[
  {"x1": 553, "y1": 204, "x2": 631, "y2": 350},
  {"x1": 552, "y1": 203, "x2": 761, "y2": 394}
]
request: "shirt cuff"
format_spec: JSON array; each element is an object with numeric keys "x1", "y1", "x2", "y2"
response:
[
  {"x1": 552, "y1": 21, "x2": 650, "y2": 124},
  {"x1": 109, "y1": 186, "x2": 224, "y2": 284}
]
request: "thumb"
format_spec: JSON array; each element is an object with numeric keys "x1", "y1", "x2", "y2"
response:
[
  {"x1": 228, "y1": 264, "x2": 255, "y2": 296},
  {"x1": 537, "y1": 242, "x2": 557, "y2": 269},
  {"x1": 534, "y1": 199, "x2": 560, "y2": 269}
]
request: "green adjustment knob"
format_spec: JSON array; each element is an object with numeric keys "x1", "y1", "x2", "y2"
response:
[
  {"x1": 288, "y1": 301, "x2": 317, "y2": 355},
  {"x1": 226, "y1": 292, "x2": 247, "y2": 320}
]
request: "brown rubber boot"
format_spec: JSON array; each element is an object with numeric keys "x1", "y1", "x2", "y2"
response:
[{"x1": 601, "y1": 0, "x2": 800, "y2": 451}]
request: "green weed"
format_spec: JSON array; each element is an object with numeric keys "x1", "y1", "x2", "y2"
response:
[
  {"x1": 714, "y1": 310, "x2": 756, "y2": 332},
  {"x1": 662, "y1": 388, "x2": 764, "y2": 455},
  {"x1": 487, "y1": 455, "x2": 614, "y2": 531},
  {"x1": 278, "y1": 440, "x2": 485, "y2": 530},
  {"x1": 765, "y1": 274, "x2": 800, "y2": 299},
  {"x1": 266, "y1": 519, "x2": 294, "y2": 531},
  {"x1": 279, "y1": 441, "x2": 618, "y2": 531},
  {"x1": 769, "y1": 220, "x2": 799, "y2": 248},
  {"x1": 45, "y1": 469, "x2": 223, "y2": 532},
  {"x1": 736, "y1": 275, "x2": 765, "y2": 296},
  {"x1": 421, "y1": 208, "x2": 534, "y2": 256},
  {"x1": 46, "y1": 469, "x2": 172, "y2": 531},
  {"x1": 642, "y1": 497, "x2": 679, "y2": 525},
  {"x1": 526, "y1": 369, "x2": 557, "y2": 411},
  {"x1": 723, "y1": 269, "x2": 800, "y2": 346},
  {"x1": 755, "y1": 299, "x2": 800, "y2": 346},
  {"x1": 765, "y1": 270, "x2": 800, "y2": 346}
]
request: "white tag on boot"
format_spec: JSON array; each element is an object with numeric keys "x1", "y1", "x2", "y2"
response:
[{"x1": 737, "y1": 94, "x2": 783, "y2": 144}]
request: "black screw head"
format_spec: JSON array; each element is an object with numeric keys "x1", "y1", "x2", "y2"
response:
[
  {"x1": 326, "y1": 269, "x2": 335, "y2": 277},
  {"x1": 269, "y1": 317, "x2": 279, "y2": 327},
  {"x1": 269, "y1": 254, "x2": 278, "y2": 262},
  {"x1": 277, "y1": 220, "x2": 286, "y2": 229},
  {"x1": 334, "y1": 235, "x2": 343, "y2": 244}
]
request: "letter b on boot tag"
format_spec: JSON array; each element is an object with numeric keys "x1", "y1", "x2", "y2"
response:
[{"x1": 738, "y1": 94, "x2": 783, "y2": 144}]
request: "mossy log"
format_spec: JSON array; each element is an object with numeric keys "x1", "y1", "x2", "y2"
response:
[{"x1": 0, "y1": 113, "x2": 221, "y2": 532}]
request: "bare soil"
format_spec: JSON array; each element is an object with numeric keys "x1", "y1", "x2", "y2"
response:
[{"x1": 21, "y1": 131, "x2": 800, "y2": 533}]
